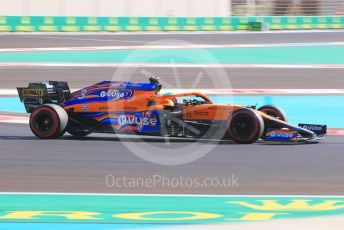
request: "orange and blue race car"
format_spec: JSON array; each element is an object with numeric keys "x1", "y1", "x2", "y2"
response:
[{"x1": 17, "y1": 77, "x2": 326, "y2": 144}]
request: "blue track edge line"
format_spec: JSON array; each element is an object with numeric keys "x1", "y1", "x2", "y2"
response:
[{"x1": 1, "y1": 96, "x2": 344, "y2": 128}]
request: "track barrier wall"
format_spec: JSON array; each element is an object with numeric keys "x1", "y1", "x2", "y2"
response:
[{"x1": 0, "y1": 16, "x2": 344, "y2": 32}]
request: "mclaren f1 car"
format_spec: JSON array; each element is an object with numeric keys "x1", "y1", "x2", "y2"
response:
[{"x1": 17, "y1": 77, "x2": 326, "y2": 144}]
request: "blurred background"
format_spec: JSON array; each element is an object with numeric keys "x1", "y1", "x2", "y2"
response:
[
  {"x1": 0, "y1": 0, "x2": 343, "y2": 17},
  {"x1": 0, "y1": 0, "x2": 344, "y2": 229}
]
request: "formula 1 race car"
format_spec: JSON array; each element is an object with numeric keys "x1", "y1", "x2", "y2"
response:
[{"x1": 17, "y1": 77, "x2": 326, "y2": 144}]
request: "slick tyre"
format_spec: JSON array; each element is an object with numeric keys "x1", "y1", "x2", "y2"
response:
[
  {"x1": 227, "y1": 108, "x2": 264, "y2": 144},
  {"x1": 258, "y1": 105, "x2": 287, "y2": 122},
  {"x1": 29, "y1": 104, "x2": 68, "y2": 139}
]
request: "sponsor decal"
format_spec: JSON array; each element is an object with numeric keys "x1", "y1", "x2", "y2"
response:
[
  {"x1": 101, "y1": 111, "x2": 160, "y2": 132},
  {"x1": 209, "y1": 106, "x2": 226, "y2": 110},
  {"x1": 194, "y1": 111, "x2": 209, "y2": 116},
  {"x1": 81, "y1": 104, "x2": 89, "y2": 111},
  {"x1": 98, "y1": 106, "x2": 110, "y2": 111},
  {"x1": 22, "y1": 88, "x2": 43, "y2": 97},
  {"x1": 299, "y1": 123, "x2": 327, "y2": 135},
  {"x1": 77, "y1": 89, "x2": 87, "y2": 99},
  {"x1": 123, "y1": 106, "x2": 138, "y2": 111},
  {"x1": 97, "y1": 106, "x2": 138, "y2": 112},
  {"x1": 266, "y1": 129, "x2": 298, "y2": 141},
  {"x1": 110, "y1": 82, "x2": 126, "y2": 88},
  {"x1": 184, "y1": 111, "x2": 209, "y2": 119},
  {"x1": 118, "y1": 115, "x2": 157, "y2": 126},
  {"x1": 99, "y1": 89, "x2": 133, "y2": 100},
  {"x1": 109, "y1": 81, "x2": 156, "y2": 91},
  {"x1": 64, "y1": 88, "x2": 134, "y2": 106},
  {"x1": 301, "y1": 125, "x2": 323, "y2": 131}
]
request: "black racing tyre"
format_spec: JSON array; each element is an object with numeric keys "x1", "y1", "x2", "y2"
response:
[
  {"x1": 227, "y1": 108, "x2": 264, "y2": 144},
  {"x1": 258, "y1": 105, "x2": 288, "y2": 122},
  {"x1": 29, "y1": 104, "x2": 68, "y2": 139},
  {"x1": 67, "y1": 127, "x2": 91, "y2": 137}
]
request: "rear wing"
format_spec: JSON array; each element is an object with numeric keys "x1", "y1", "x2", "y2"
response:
[{"x1": 17, "y1": 81, "x2": 71, "y2": 113}]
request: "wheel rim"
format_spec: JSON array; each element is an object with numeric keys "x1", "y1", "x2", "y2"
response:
[
  {"x1": 35, "y1": 113, "x2": 54, "y2": 132},
  {"x1": 231, "y1": 114, "x2": 256, "y2": 139}
]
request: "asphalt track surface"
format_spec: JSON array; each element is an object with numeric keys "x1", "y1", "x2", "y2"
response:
[
  {"x1": 0, "y1": 122, "x2": 344, "y2": 195},
  {"x1": 2, "y1": 67, "x2": 344, "y2": 89},
  {"x1": 1, "y1": 31, "x2": 344, "y2": 48},
  {"x1": 0, "y1": 31, "x2": 344, "y2": 195}
]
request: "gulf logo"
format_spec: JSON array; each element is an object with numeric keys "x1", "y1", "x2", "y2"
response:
[
  {"x1": 266, "y1": 129, "x2": 298, "y2": 141},
  {"x1": 99, "y1": 89, "x2": 133, "y2": 100}
]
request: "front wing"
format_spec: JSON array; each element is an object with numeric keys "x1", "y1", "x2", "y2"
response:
[{"x1": 262, "y1": 123, "x2": 327, "y2": 143}]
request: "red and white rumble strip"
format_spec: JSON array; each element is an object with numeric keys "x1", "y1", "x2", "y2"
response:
[
  {"x1": 327, "y1": 129, "x2": 344, "y2": 136},
  {"x1": 0, "y1": 114, "x2": 343, "y2": 136},
  {"x1": 162, "y1": 89, "x2": 344, "y2": 95},
  {"x1": 0, "y1": 115, "x2": 28, "y2": 124}
]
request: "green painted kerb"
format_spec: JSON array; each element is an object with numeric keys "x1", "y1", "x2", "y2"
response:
[
  {"x1": 0, "y1": 194, "x2": 344, "y2": 224},
  {"x1": 0, "y1": 46, "x2": 344, "y2": 65},
  {"x1": 0, "y1": 16, "x2": 343, "y2": 32}
]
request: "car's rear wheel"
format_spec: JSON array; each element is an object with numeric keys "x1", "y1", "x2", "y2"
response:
[
  {"x1": 258, "y1": 105, "x2": 287, "y2": 122},
  {"x1": 29, "y1": 104, "x2": 68, "y2": 139},
  {"x1": 227, "y1": 108, "x2": 264, "y2": 144}
]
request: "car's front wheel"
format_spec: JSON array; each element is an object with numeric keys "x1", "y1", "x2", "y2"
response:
[
  {"x1": 258, "y1": 105, "x2": 287, "y2": 122},
  {"x1": 227, "y1": 108, "x2": 264, "y2": 144}
]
